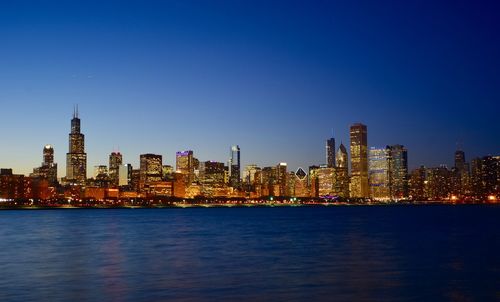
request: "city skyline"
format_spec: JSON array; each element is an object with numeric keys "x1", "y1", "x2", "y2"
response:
[
  {"x1": 0, "y1": 106, "x2": 498, "y2": 178},
  {"x1": 1, "y1": 1, "x2": 499, "y2": 176}
]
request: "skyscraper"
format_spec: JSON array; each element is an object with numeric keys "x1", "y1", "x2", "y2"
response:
[
  {"x1": 176, "y1": 150, "x2": 194, "y2": 185},
  {"x1": 335, "y1": 142, "x2": 350, "y2": 197},
  {"x1": 350, "y1": 123, "x2": 369, "y2": 198},
  {"x1": 139, "y1": 154, "x2": 162, "y2": 190},
  {"x1": 229, "y1": 145, "x2": 241, "y2": 188},
  {"x1": 31, "y1": 144, "x2": 58, "y2": 186},
  {"x1": 369, "y1": 147, "x2": 390, "y2": 200},
  {"x1": 336, "y1": 143, "x2": 348, "y2": 169},
  {"x1": 109, "y1": 152, "x2": 123, "y2": 187},
  {"x1": 66, "y1": 106, "x2": 87, "y2": 185},
  {"x1": 326, "y1": 137, "x2": 335, "y2": 168},
  {"x1": 388, "y1": 144, "x2": 409, "y2": 199}
]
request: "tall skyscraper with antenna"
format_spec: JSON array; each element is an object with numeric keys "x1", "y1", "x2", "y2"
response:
[{"x1": 66, "y1": 105, "x2": 87, "y2": 185}]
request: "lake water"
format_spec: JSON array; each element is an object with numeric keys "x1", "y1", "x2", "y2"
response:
[{"x1": 0, "y1": 205, "x2": 498, "y2": 301}]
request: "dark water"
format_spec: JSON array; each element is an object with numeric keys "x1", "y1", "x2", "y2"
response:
[{"x1": 0, "y1": 205, "x2": 499, "y2": 301}]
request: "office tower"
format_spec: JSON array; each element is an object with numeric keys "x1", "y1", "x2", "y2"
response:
[
  {"x1": 336, "y1": 143, "x2": 348, "y2": 168},
  {"x1": 244, "y1": 164, "x2": 260, "y2": 185},
  {"x1": 409, "y1": 166, "x2": 426, "y2": 200},
  {"x1": 31, "y1": 145, "x2": 58, "y2": 186},
  {"x1": 261, "y1": 166, "x2": 276, "y2": 196},
  {"x1": 308, "y1": 165, "x2": 320, "y2": 197},
  {"x1": 369, "y1": 147, "x2": 390, "y2": 200},
  {"x1": 139, "y1": 154, "x2": 162, "y2": 190},
  {"x1": 119, "y1": 164, "x2": 132, "y2": 187},
  {"x1": 317, "y1": 167, "x2": 335, "y2": 196},
  {"x1": 470, "y1": 156, "x2": 500, "y2": 198},
  {"x1": 276, "y1": 163, "x2": 287, "y2": 196},
  {"x1": 350, "y1": 123, "x2": 369, "y2": 198},
  {"x1": 388, "y1": 144, "x2": 409, "y2": 199},
  {"x1": 109, "y1": 152, "x2": 123, "y2": 186},
  {"x1": 424, "y1": 166, "x2": 451, "y2": 200},
  {"x1": 201, "y1": 161, "x2": 225, "y2": 187},
  {"x1": 94, "y1": 165, "x2": 108, "y2": 178},
  {"x1": 293, "y1": 168, "x2": 309, "y2": 197},
  {"x1": 326, "y1": 137, "x2": 335, "y2": 168},
  {"x1": 453, "y1": 149, "x2": 470, "y2": 196},
  {"x1": 455, "y1": 150, "x2": 466, "y2": 171},
  {"x1": 66, "y1": 106, "x2": 87, "y2": 185},
  {"x1": 333, "y1": 143, "x2": 349, "y2": 197},
  {"x1": 176, "y1": 150, "x2": 194, "y2": 185},
  {"x1": 229, "y1": 145, "x2": 241, "y2": 188}
]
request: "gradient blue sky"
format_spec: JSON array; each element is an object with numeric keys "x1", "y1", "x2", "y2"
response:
[{"x1": 0, "y1": 0, "x2": 499, "y2": 177}]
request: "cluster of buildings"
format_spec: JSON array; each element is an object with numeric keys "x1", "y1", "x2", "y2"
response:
[{"x1": 0, "y1": 109, "x2": 498, "y2": 204}]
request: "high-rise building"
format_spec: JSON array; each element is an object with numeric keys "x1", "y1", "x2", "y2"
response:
[
  {"x1": 139, "y1": 154, "x2": 162, "y2": 190},
  {"x1": 66, "y1": 106, "x2": 87, "y2": 185},
  {"x1": 336, "y1": 143, "x2": 348, "y2": 168},
  {"x1": 176, "y1": 150, "x2": 194, "y2": 185},
  {"x1": 409, "y1": 166, "x2": 426, "y2": 200},
  {"x1": 350, "y1": 123, "x2": 369, "y2": 198},
  {"x1": 317, "y1": 166, "x2": 335, "y2": 196},
  {"x1": 109, "y1": 152, "x2": 123, "y2": 187},
  {"x1": 276, "y1": 163, "x2": 288, "y2": 196},
  {"x1": 118, "y1": 164, "x2": 132, "y2": 187},
  {"x1": 229, "y1": 145, "x2": 241, "y2": 188},
  {"x1": 94, "y1": 165, "x2": 108, "y2": 178},
  {"x1": 387, "y1": 144, "x2": 409, "y2": 199},
  {"x1": 334, "y1": 143, "x2": 349, "y2": 197},
  {"x1": 326, "y1": 137, "x2": 336, "y2": 168},
  {"x1": 31, "y1": 144, "x2": 58, "y2": 186},
  {"x1": 368, "y1": 147, "x2": 390, "y2": 200}
]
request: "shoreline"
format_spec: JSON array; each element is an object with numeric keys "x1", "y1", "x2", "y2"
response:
[{"x1": 0, "y1": 202, "x2": 498, "y2": 210}]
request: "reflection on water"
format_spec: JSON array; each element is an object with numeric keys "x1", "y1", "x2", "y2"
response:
[{"x1": 0, "y1": 206, "x2": 498, "y2": 301}]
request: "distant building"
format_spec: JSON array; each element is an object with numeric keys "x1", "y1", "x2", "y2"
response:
[
  {"x1": 387, "y1": 144, "x2": 409, "y2": 199},
  {"x1": 31, "y1": 144, "x2": 58, "y2": 186},
  {"x1": 350, "y1": 123, "x2": 369, "y2": 198},
  {"x1": 409, "y1": 166, "x2": 426, "y2": 200},
  {"x1": 317, "y1": 167, "x2": 335, "y2": 196},
  {"x1": 276, "y1": 163, "x2": 288, "y2": 196},
  {"x1": 229, "y1": 145, "x2": 241, "y2": 188},
  {"x1": 369, "y1": 147, "x2": 390, "y2": 200},
  {"x1": 326, "y1": 137, "x2": 335, "y2": 168},
  {"x1": 139, "y1": 154, "x2": 162, "y2": 190},
  {"x1": 335, "y1": 143, "x2": 349, "y2": 197},
  {"x1": 176, "y1": 150, "x2": 195, "y2": 185},
  {"x1": 93, "y1": 165, "x2": 108, "y2": 178},
  {"x1": 118, "y1": 164, "x2": 132, "y2": 187},
  {"x1": 66, "y1": 106, "x2": 87, "y2": 185},
  {"x1": 109, "y1": 152, "x2": 123, "y2": 187}
]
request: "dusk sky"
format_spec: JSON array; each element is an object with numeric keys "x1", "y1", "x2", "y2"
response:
[{"x1": 0, "y1": 0, "x2": 499, "y2": 177}]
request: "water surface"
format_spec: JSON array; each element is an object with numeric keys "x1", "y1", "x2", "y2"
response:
[{"x1": 0, "y1": 205, "x2": 498, "y2": 301}]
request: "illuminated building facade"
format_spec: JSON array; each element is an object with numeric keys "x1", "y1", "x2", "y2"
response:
[
  {"x1": 31, "y1": 145, "x2": 58, "y2": 186},
  {"x1": 409, "y1": 166, "x2": 426, "y2": 200},
  {"x1": 109, "y1": 152, "x2": 123, "y2": 187},
  {"x1": 326, "y1": 137, "x2": 335, "y2": 168},
  {"x1": 276, "y1": 163, "x2": 288, "y2": 196},
  {"x1": 176, "y1": 150, "x2": 194, "y2": 185},
  {"x1": 368, "y1": 147, "x2": 390, "y2": 200},
  {"x1": 119, "y1": 164, "x2": 132, "y2": 187},
  {"x1": 350, "y1": 123, "x2": 369, "y2": 198},
  {"x1": 66, "y1": 106, "x2": 87, "y2": 185},
  {"x1": 229, "y1": 145, "x2": 241, "y2": 188},
  {"x1": 387, "y1": 144, "x2": 408, "y2": 199},
  {"x1": 334, "y1": 143, "x2": 349, "y2": 197},
  {"x1": 139, "y1": 154, "x2": 162, "y2": 190},
  {"x1": 317, "y1": 166, "x2": 335, "y2": 196}
]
